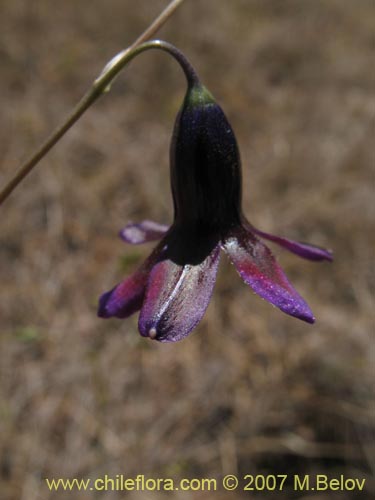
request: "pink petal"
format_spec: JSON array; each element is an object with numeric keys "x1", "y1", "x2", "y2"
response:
[
  {"x1": 139, "y1": 246, "x2": 220, "y2": 342},
  {"x1": 223, "y1": 228, "x2": 315, "y2": 323}
]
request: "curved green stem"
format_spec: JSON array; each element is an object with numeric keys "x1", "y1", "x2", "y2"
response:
[
  {"x1": 0, "y1": 0, "x2": 187, "y2": 206},
  {"x1": 95, "y1": 40, "x2": 200, "y2": 91}
]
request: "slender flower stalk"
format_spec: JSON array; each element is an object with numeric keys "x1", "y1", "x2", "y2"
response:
[{"x1": 0, "y1": 0, "x2": 186, "y2": 206}]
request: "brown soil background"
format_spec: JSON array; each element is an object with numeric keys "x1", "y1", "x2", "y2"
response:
[{"x1": 0, "y1": 1, "x2": 374, "y2": 499}]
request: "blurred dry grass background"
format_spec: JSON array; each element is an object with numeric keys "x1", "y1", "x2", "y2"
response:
[{"x1": 0, "y1": 0, "x2": 374, "y2": 499}]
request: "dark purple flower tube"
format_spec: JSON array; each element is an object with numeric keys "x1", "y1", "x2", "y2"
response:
[{"x1": 170, "y1": 84, "x2": 242, "y2": 234}]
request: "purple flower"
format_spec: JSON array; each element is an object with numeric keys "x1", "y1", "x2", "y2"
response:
[{"x1": 98, "y1": 82, "x2": 332, "y2": 342}]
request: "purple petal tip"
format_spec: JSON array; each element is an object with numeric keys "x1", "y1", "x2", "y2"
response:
[
  {"x1": 250, "y1": 226, "x2": 333, "y2": 262},
  {"x1": 97, "y1": 290, "x2": 114, "y2": 318},
  {"x1": 296, "y1": 308, "x2": 315, "y2": 324}
]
